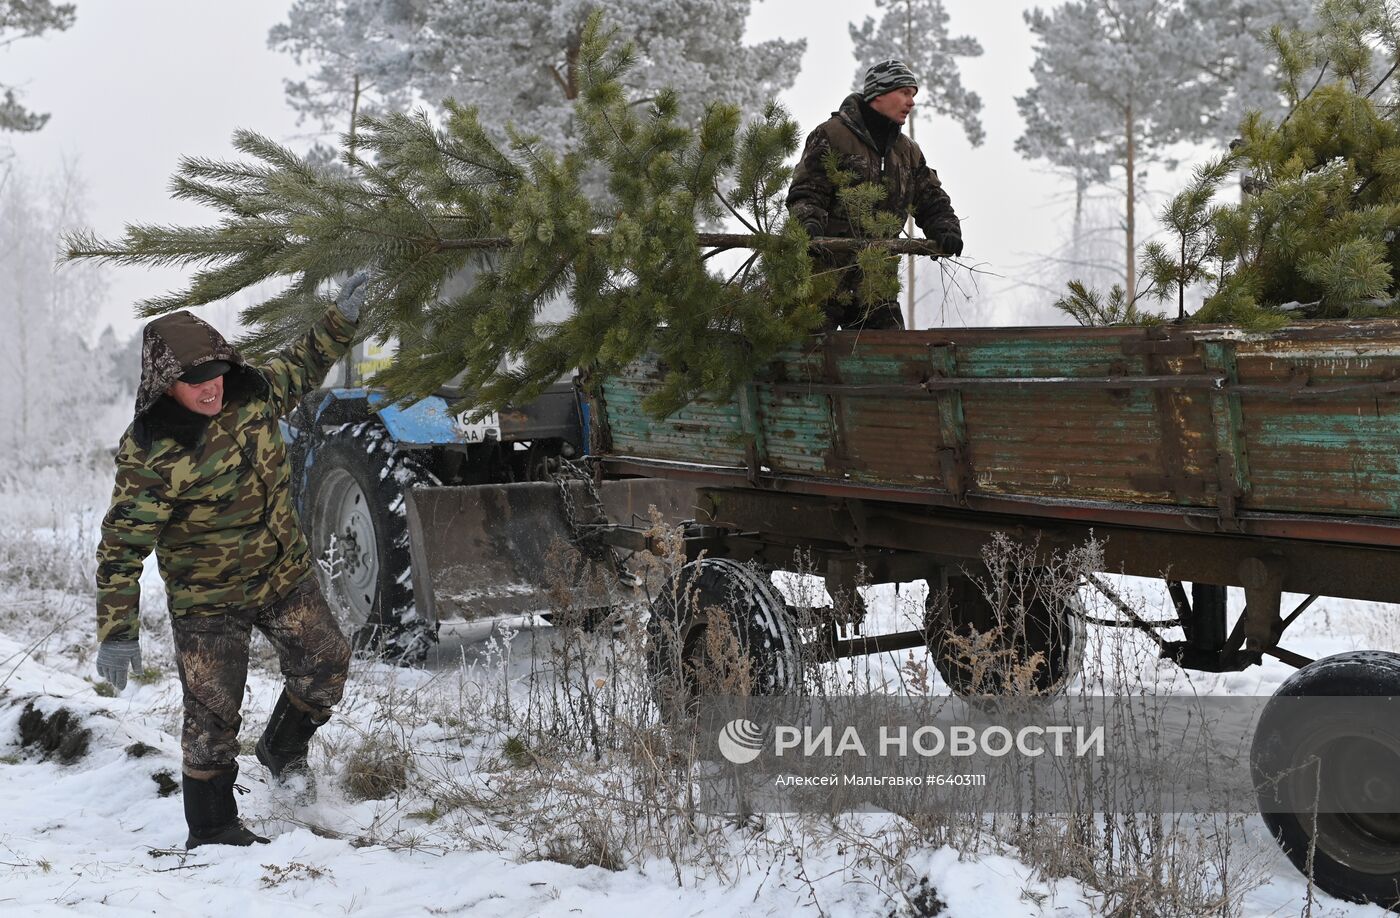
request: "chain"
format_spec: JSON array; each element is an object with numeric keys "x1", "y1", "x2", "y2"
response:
[{"x1": 551, "y1": 456, "x2": 627, "y2": 578}]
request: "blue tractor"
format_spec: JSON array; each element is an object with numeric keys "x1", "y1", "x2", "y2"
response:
[{"x1": 283, "y1": 339, "x2": 590, "y2": 661}]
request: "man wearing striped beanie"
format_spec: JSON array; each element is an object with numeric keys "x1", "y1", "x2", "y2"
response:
[{"x1": 787, "y1": 59, "x2": 963, "y2": 330}]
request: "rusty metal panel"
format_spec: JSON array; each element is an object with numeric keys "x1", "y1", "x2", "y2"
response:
[
  {"x1": 960, "y1": 389, "x2": 1168, "y2": 501},
  {"x1": 955, "y1": 336, "x2": 1147, "y2": 379},
  {"x1": 1242, "y1": 396, "x2": 1400, "y2": 515},
  {"x1": 840, "y1": 396, "x2": 949, "y2": 486}
]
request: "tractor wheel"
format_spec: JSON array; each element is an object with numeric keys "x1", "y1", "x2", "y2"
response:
[
  {"x1": 1253, "y1": 651, "x2": 1400, "y2": 912},
  {"x1": 647, "y1": 558, "x2": 801, "y2": 721},
  {"x1": 305, "y1": 421, "x2": 440, "y2": 663}
]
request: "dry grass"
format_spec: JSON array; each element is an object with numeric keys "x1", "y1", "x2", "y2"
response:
[{"x1": 340, "y1": 732, "x2": 413, "y2": 801}]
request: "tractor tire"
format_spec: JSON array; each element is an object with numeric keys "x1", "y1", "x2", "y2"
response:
[
  {"x1": 1253, "y1": 651, "x2": 1400, "y2": 912},
  {"x1": 304, "y1": 421, "x2": 440, "y2": 663},
  {"x1": 647, "y1": 558, "x2": 801, "y2": 721},
  {"x1": 924, "y1": 569, "x2": 1085, "y2": 698}
]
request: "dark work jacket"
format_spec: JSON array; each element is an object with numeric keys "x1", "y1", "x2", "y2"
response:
[{"x1": 786, "y1": 93, "x2": 960, "y2": 240}]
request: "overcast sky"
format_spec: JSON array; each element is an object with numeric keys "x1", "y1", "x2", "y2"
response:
[{"x1": 2, "y1": 0, "x2": 1159, "y2": 338}]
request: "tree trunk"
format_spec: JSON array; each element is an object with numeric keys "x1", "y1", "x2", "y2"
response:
[
  {"x1": 565, "y1": 31, "x2": 580, "y2": 100},
  {"x1": 1125, "y1": 101, "x2": 1136, "y2": 298},
  {"x1": 349, "y1": 73, "x2": 361, "y2": 156},
  {"x1": 1072, "y1": 172, "x2": 1085, "y2": 254},
  {"x1": 906, "y1": 117, "x2": 916, "y2": 329},
  {"x1": 904, "y1": 2, "x2": 916, "y2": 330},
  {"x1": 345, "y1": 75, "x2": 362, "y2": 390}
]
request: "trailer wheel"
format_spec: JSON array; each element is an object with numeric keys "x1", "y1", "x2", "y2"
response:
[
  {"x1": 305, "y1": 421, "x2": 440, "y2": 663},
  {"x1": 924, "y1": 571, "x2": 1085, "y2": 697},
  {"x1": 1253, "y1": 651, "x2": 1400, "y2": 911},
  {"x1": 647, "y1": 558, "x2": 801, "y2": 720}
]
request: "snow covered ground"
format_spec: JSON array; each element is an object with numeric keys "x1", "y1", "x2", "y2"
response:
[{"x1": 0, "y1": 462, "x2": 1394, "y2": 916}]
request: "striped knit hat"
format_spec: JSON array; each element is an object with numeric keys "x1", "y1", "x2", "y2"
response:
[{"x1": 862, "y1": 60, "x2": 919, "y2": 101}]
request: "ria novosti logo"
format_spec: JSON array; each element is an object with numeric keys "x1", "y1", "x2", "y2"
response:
[
  {"x1": 716, "y1": 719, "x2": 1105, "y2": 763},
  {"x1": 717, "y1": 719, "x2": 765, "y2": 765}
]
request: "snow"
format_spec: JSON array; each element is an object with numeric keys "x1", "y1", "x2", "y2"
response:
[{"x1": 1, "y1": 463, "x2": 1397, "y2": 917}]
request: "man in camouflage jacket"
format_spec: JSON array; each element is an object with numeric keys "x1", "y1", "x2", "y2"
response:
[
  {"x1": 94, "y1": 274, "x2": 367, "y2": 848},
  {"x1": 787, "y1": 60, "x2": 963, "y2": 331}
]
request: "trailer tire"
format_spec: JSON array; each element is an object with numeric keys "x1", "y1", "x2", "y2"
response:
[
  {"x1": 1253, "y1": 651, "x2": 1400, "y2": 911},
  {"x1": 647, "y1": 558, "x2": 801, "y2": 721},
  {"x1": 305, "y1": 421, "x2": 440, "y2": 663},
  {"x1": 924, "y1": 571, "x2": 1085, "y2": 698}
]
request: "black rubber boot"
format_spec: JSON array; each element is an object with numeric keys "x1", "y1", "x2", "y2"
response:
[
  {"x1": 183, "y1": 769, "x2": 270, "y2": 849},
  {"x1": 256, "y1": 689, "x2": 325, "y2": 802}
]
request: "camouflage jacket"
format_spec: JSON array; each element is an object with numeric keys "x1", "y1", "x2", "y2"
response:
[
  {"x1": 786, "y1": 93, "x2": 960, "y2": 241},
  {"x1": 95, "y1": 305, "x2": 356, "y2": 642}
]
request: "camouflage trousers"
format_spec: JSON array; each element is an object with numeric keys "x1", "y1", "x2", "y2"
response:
[{"x1": 171, "y1": 578, "x2": 351, "y2": 778}]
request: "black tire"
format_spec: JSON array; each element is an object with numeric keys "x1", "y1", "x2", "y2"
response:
[
  {"x1": 304, "y1": 421, "x2": 440, "y2": 663},
  {"x1": 924, "y1": 569, "x2": 1085, "y2": 697},
  {"x1": 1253, "y1": 651, "x2": 1400, "y2": 911},
  {"x1": 647, "y1": 558, "x2": 801, "y2": 720}
]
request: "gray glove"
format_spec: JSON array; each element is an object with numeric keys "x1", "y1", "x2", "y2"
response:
[
  {"x1": 95, "y1": 639, "x2": 142, "y2": 691},
  {"x1": 335, "y1": 271, "x2": 370, "y2": 322}
]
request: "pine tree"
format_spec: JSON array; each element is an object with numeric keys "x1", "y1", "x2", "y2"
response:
[
  {"x1": 848, "y1": 0, "x2": 983, "y2": 328},
  {"x1": 1136, "y1": 0, "x2": 1400, "y2": 326},
  {"x1": 0, "y1": 0, "x2": 75, "y2": 133},
  {"x1": 269, "y1": 0, "x2": 806, "y2": 158},
  {"x1": 1017, "y1": 0, "x2": 1312, "y2": 300},
  {"x1": 64, "y1": 16, "x2": 931, "y2": 418}
]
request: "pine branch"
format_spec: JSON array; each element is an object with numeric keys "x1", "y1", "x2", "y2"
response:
[{"x1": 427, "y1": 233, "x2": 947, "y2": 255}]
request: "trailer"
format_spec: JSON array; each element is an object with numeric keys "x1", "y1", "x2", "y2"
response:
[
  {"x1": 298, "y1": 319, "x2": 1400, "y2": 910},
  {"x1": 579, "y1": 320, "x2": 1400, "y2": 910}
]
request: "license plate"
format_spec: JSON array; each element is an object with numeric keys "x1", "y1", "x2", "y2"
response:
[{"x1": 453, "y1": 411, "x2": 501, "y2": 443}]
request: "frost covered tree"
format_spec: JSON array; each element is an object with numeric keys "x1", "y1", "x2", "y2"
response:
[
  {"x1": 1016, "y1": 0, "x2": 1312, "y2": 299},
  {"x1": 849, "y1": 0, "x2": 982, "y2": 327},
  {"x1": 267, "y1": 0, "x2": 420, "y2": 153},
  {"x1": 0, "y1": 0, "x2": 75, "y2": 133},
  {"x1": 269, "y1": 0, "x2": 806, "y2": 156},
  {"x1": 0, "y1": 164, "x2": 107, "y2": 460}
]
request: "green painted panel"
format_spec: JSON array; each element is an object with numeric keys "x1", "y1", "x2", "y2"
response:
[
  {"x1": 957, "y1": 340, "x2": 1144, "y2": 379},
  {"x1": 758, "y1": 389, "x2": 832, "y2": 473}
]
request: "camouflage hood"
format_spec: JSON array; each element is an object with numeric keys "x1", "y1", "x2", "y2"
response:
[{"x1": 134, "y1": 311, "x2": 256, "y2": 420}]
